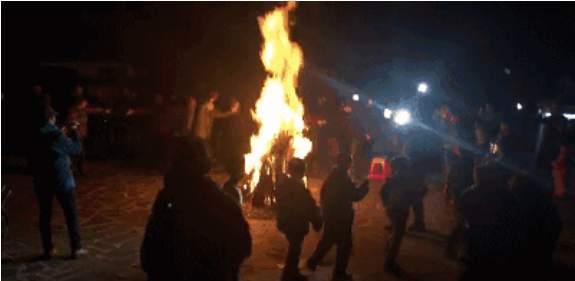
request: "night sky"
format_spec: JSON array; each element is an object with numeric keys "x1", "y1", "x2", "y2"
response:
[{"x1": 2, "y1": 2, "x2": 575, "y2": 106}]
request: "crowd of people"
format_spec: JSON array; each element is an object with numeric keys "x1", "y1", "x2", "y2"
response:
[
  {"x1": 24, "y1": 79, "x2": 572, "y2": 281},
  {"x1": 25, "y1": 83, "x2": 243, "y2": 260}
]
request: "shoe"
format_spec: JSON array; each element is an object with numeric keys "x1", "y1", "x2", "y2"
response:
[
  {"x1": 384, "y1": 262, "x2": 402, "y2": 276},
  {"x1": 332, "y1": 272, "x2": 354, "y2": 281},
  {"x1": 70, "y1": 248, "x2": 88, "y2": 259},
  {"x1": 306, "y1": 259, "x2": 318, "y2": 272},
  {"x1": 408, "y1": 224, "x2": 426, "y2": 233}
]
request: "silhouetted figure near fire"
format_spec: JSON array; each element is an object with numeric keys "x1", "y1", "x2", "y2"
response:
[
  {"x1": 252, "y1": 162, "x2": 275, "y2": 208},
  {"x1": 404, "y1": 133, "x2": 430, "y2": 233},
  {"x1": 380, "y1": 157, "x2": 418, "y2": 275},
  {"x1": 222, "y1": 164, "x2": 243, "y2": 206},
  {"x1": 29, "y1": 108, "x2": 87, "y2": 259},
  {"x1": 141, "y1": 138, "x2": 251, "y2": 281},
  {"x1": 307, "y1": 154, "x2": 368, "y2": 281},
  {"x1": 276, "y1": 158, "x2": 322, "y2": 281},
  {"x1": 194, "y1": 91, "x2": 239, "y2": 160},
  {"x1": 458, "y1": 164, "x2": 517, "y2": 281}
]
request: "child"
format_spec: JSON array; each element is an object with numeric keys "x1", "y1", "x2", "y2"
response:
[{"x1": 276, "y1": 158, "x2": 322, "y2": 281}]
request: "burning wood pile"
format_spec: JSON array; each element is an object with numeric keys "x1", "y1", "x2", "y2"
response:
[{"x1": 243, "y1": 2, "x2": 312, "y2": 206}]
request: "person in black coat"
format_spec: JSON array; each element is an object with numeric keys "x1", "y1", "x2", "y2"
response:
[
  {"x1": 380, "y1": 157, "x2": 419, "y2": 274},
  {"x1": 510, "y1": 175, "x2": 562, "y2": 281},
  {"x1": 29, "y1": 108, "x2": 86, "y2": 259},
  {"x1": 458, "y1": 164, "x2": 517, "y2": 281},
  {"x1": 276, "y1": 158, "x2": 322, "y2": 281},
  {"x1": 141, "y1": 138, "x2": 252, "y2": 281},
  {"x1": 307, "y1": 154, "x2": 368, "y2": 281}
]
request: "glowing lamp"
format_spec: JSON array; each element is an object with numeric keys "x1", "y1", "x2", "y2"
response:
[
  {"x1": 417, "y1": 83, "x2": 428, "y2": 94},
  {"x1": 383, "y1": 108, "x2": 393, "y2": 119},
  {"x1": 393, "y1": 109, "x2": 411, "y2": 126}
]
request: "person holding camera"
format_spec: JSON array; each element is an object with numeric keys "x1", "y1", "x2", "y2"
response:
[{"x1": 29, "y1": 107, "x2": 87, "y2": 259}]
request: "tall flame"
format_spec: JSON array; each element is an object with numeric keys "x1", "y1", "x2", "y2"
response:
[{"x1": 244, "y1": 2, "x2": 312, "y2": 191}]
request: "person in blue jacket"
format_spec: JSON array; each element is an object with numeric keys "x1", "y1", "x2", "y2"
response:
[{"x1": 29, "y1": 107, "x2": 87, "y2": 259}]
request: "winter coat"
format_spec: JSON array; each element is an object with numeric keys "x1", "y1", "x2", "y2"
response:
[
  {"x1": 141, "y1": 172, "x2": 252, "y2": 281},
  {"x1": 459, "y1": 185, "x2": 518, "y2": 269},
  {"x1": 29, "y1": 123, "x2": 82, "y2": 191},
  {"x1": 380, "y1": 173, "x2": 419, "y2": 215},
  {"x1": 320, "y1": 168, "x2": 369, "y2": 223},
  {"x1": 276, "y1": 177, "x2": 321, "y2": 237}
]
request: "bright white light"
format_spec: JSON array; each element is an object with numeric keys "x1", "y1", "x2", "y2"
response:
[
  {"x1": 417, "y1": 83, "x2": 428, "y2": 94},
  {"x1": 563, "y1": 113, "x2": 575, "y2": 120},
  {"x1": 352, "y1": 94, "x2": 360, "y2": 101},
  {"x1": 544, "y1": 112, "x2": 552, "y2": 118},
  {"x1": 383, "y1": 108, "x2": 393, "y2": 119},
  {"x1": 394, "y1": 109, "x2": 411, "y2": 126},
  {"x1": 516, "y1": 103, "x2": 523, "y2": 111}
]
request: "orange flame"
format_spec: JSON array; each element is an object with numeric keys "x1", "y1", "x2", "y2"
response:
[{"x1": 244, "y1": 2, "x2": 312, "y2": 191}]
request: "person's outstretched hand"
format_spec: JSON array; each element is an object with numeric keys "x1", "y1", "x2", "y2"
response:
[{"x1": 231, "y1": 101, "x2": 241, "y2": 113}]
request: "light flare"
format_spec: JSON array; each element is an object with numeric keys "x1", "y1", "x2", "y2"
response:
[{"x1": 244, "y1": 2, "x2": 312, "y2": 191}]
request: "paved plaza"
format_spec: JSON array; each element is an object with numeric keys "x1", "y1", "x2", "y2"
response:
[{"x1": 2, "y1": 160, "x2": 574, "y2": 281}]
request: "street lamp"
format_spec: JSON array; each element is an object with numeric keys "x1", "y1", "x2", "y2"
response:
[
  {"x1": 516, "y1": 102, "x2": 523, "y2": 111},
  {"x1": 352, "y1": 94, "x2": 360, "y2": 101},
  {"x1": 383, "y1": 108, "x2": 393, "y2": 119},
  {"x1": 417, "y1": 82, "x2": 428, "y2": 94},
  {"x1": 393, "y1": 109, "x2": 411, "y2": 126}
]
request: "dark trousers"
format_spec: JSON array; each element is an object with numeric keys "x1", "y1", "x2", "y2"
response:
[
  {"x1": 385, "y1": 210, "x2": 408, "y2": 265},
  {"x1": 411, "y1": 198, "x2": 425, "y2": 227},
  {"x1": 35, "y1": 187, "x2": 82, "y2": 253},
  {"x1": 446, "y1": 211, "x2": 466, "y2": 259},
  {"x1": 309, "y1": 219, "x2": 353, "y2": 275},
  {"x1": 284, "y1": 233, "x2": 305, "y2": 275}
]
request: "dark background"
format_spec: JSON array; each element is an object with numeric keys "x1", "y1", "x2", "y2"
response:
[{"x1": 2, "y1": 2, "x2": 575, "y2": 108}]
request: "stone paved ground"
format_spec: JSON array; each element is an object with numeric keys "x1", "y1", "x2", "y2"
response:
[{"x1": 2, "y1": 160, "x2": 575, "y2": 281}]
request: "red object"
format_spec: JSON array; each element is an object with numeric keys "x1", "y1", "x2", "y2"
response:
[{"x1": 368, "y1": 157, "x2": 392, "y2": 181}]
